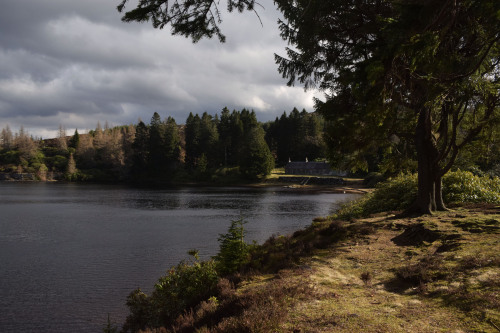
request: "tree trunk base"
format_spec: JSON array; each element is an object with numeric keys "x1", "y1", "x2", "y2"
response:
[
  {"x1": 398, "y1": 202, "x2": 433, "y2": 218},
  {"x1": 398, "y1": 203, "x2": 451, "y2": 218}
]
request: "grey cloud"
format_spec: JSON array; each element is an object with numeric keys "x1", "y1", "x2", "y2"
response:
[{"x1": 0, "y1": 0, "x2": 317, "y2": 138}]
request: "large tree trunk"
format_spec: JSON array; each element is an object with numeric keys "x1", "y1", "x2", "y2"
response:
[{"x1": 403, "y1": 108, "x2": 441, "y2": 216}]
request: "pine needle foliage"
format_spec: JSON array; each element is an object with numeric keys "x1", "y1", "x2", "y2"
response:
[{"x1": 214, "y1": 218, "x2": 250, "y2": 276}]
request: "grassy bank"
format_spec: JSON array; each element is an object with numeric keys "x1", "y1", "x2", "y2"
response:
[
  {"x1": 120, "y1": 204, "x2": 499, "y2": 333},
  {"x1": 246, "y1": 205, "x2": 500, "y2": 332}
]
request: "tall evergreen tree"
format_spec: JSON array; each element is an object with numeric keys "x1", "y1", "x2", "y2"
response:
[
  {"x1": 199, "y1": 112, "x2": 219, "y2": 168},
  {"x1": 68, "y1": 129, "x2": 80, "y2": 150},
  {"x1": 240, "y1": 126, "x2": 274, "y2": 180},
  {"x1": 148, "y1": 112, "x2": 166, "y2": 177},
  {"x1": 120, "y1": 124, "x2": 136, "y2": 172},
  {"x1": 185, "y1": 113, "x2": 202, "y2": 169},
  {"x1": 163, "y1": 116, "x2": 181, "y2": 174},
  {"x1": 218, "y1": 107, "x2": 233, "y2": 167},
  {"x1": 229, "y1": 110, "x2": 245, "y2": 165},
  {"x1": 131, "y1": 121, "x2": 149, "y2": 178}
]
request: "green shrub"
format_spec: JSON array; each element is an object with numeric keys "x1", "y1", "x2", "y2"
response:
[
  {"x1": 443, "y1": 170, "x2": 500, "y2": 204},
  {"x1": 335, "y1": 195, "x2": 373, "y2": 220},
  {"x1": 335, "y1": 171, "x2": 500, "y2": 219},
  {"x1": 364, "y1": 173, "x2": 418, "y2": 213},
  {"x1": 123, "y1": 254, "x2": 219, "y2": 332},
  {"x1": 122, "y1": 220, "x2": 256, "y2": 332}
]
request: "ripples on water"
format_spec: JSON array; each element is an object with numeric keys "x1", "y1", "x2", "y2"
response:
[{"x1": 0, "y1": 182, "x2": 359, "y2": 332}]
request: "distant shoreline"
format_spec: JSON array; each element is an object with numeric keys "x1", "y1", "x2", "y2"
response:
[{"x1": 0, "y1": 171, "x2": 370, "y2": 195}]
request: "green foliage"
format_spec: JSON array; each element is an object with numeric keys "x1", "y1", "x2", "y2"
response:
[
  {"x1": 123, "y1": 254, "x2": 219, "y2": 332},
  {"x1": 363, "y1": 172, "x2": 386, "y2": 188},
  {"x1": 214, "y1": 218, "x2": 250, "y2": 276},
  {"x1": 196, "y1": 153, "x2": 208, "y2": 176},
  {"x1": 118, "y1": 0, "x2": 257, "y2": 43},
  {"x1": 336, "y1": 171, "x2": 500, "y2": 219},
  {"x1": 36, "y1": 163, "x2": 48, "y2": 180},
  {"x1": 0, "y1": 109, "x2": 326, "y2": 183},
  {"x1": 185, "y1": 108, "x2": 274, "y2": 180},
  {"x1": 274, "y1": 0, "x2": 500, "y2": 213},
  {"x1": 146, "y1": 112, "x2": 165, "y2": 177},
  {"x1": 122, "y1": 219, "x2": 254, "y2": 332},
  {"x1": 47, "y1": 155, "x2": 68, "y2": 170},
  {"x1": 185, "y1": 112, "x2": 202, "y2": 170},
  {"x1": 131, "y1": 121, "x2": 149, "y2": 179},
  {"x1": 264, "y1": 108, "x2": 326, "y2": 166},
  {"x1": 69, "y1": 129, "x2": 80, "y2": 149},
  {"x1": 365, "y1": 173, "x2": 419, "y2": 213},
  {"x1": 0, "y1": 149, "x2": 20, "y2": 165},
  {"x1": 239, "y1": 127, "x2": 275, "y2": 180},
  {"x1": 210, "y1": 166, "x2": 242, "y2": 184},
  {"x1": 334, "y1": 195, "x2": 373, "y2": 221},
  {"x1": 443, "y1": 170, "x2": 500, "y2": 204}
]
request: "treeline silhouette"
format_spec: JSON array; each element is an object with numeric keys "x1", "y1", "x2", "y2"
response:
[{"x1": 0, "y1": 107, "x2": 326, "y2": 182}]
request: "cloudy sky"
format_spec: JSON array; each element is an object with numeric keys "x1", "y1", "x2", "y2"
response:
[{"x1": 0, "y1": 0, "x2": 319, "y2": 139}]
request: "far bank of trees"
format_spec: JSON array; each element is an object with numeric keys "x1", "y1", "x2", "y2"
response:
[
  {"x1": 1, "y1": 104, "x2": 499, "y2": 184},
  {"x1": 0, "y1": 107, "x2": 327, "y2": 182}
]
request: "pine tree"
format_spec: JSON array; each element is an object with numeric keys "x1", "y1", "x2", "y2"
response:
[
  {"x1": 68, "y1": 129, "x2": 80, "y2": 150},
  {"x1": 163, "y1": 116, "x2": 181, "y2": 174},
  {"x1": 218, "y1": 107, "x2": 233, "y2": 167},
  {"x1": 131, "y1": 121, "x2": 149, "y2": 178},
  {"x1": 240, "y1": 126, "x2": 274, "y2": 179},
  {"x1": 214, "y1": 218, "x2": 249, "y2": 275},
  {"x1": 199, "y1": 112, "x2": 219, "y2": 168},
  {"x1": 148, "y1": 112, "x2": 166, "y2": 177},
  {"x1": 185, "y1": 113, "x2": 202, "y2": 169}
]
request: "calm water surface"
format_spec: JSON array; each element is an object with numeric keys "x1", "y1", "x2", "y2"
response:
[{"x1": 0, "y1": 182, "x2": 359, "y2": 332}]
